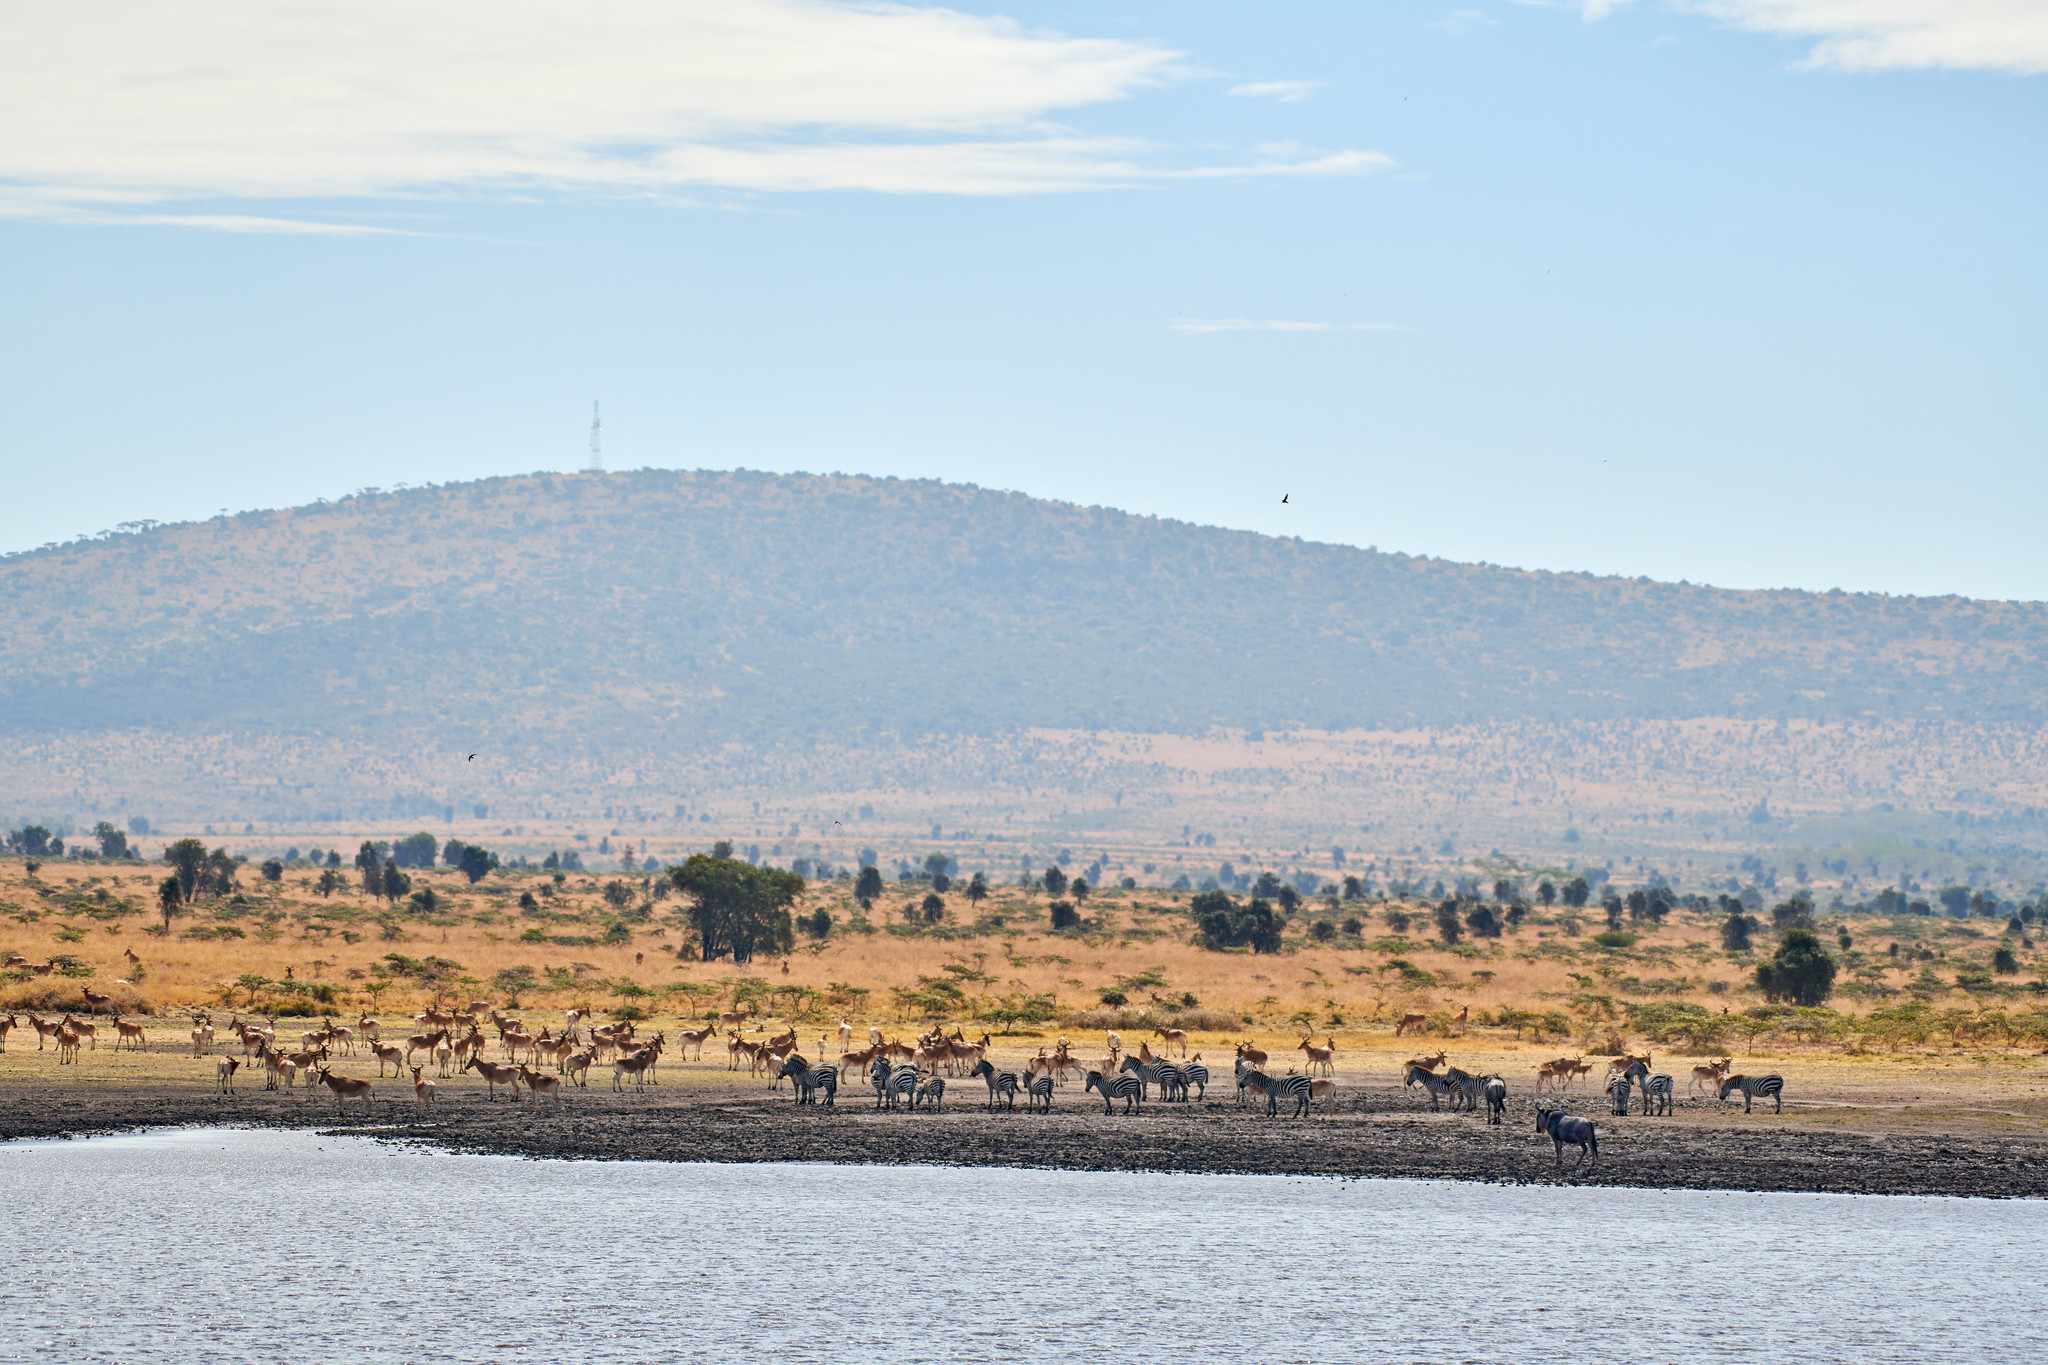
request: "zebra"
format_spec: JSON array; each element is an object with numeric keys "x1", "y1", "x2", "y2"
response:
[
  {"x1": 1719, "y1": 1073, "x2": 1784, "y2": 1114},
  {"x1": 777, "y1": 1055, "x2": 837, "y2": 1106},
  {"x1": 1024, "y1": 1073, "x2": 1055, "y2": 1112},
  {"x1": 1268, "y1": 1073, "x2": 1314, "y2": 1118},
  {"x1": 869, "y1": 1056, "x2": 894, "y2": 1110},
  {"x1": 1641, "y1": 1073, "x2": 1673, "y2": 1116},
  {"x1": 970, "y1": 1058, "x2": 1019, "y2": 1111},
  {"x1": 1442, "y1": 1066, "x2": 1489, "y2": 1113},
  {"x1": 1180, "y1": 1059, "x2": 1209, "y2": 1100},
  {"x1": 1482, "y1": 1075, "x2": 1507, "y2": 1125},
  {"x1": 916, "y1": 1075, "x2": 946, "y2": 1112},
  {"x1": 1120, "y1": 1055, "x2": 1179, "y2": 1102},
  {"x1": 1536, "y1": 1108, "x2": 1598, "y2": 1170},
  {"x1": 1234, "y1": 1058, "x2": 1262, "y2": 1108},
  {"x1": 1405, "y1": 1063, "x2": 1458, "y2": 1111},
  {"x1": 1607, "y1": 1074, "x2": 1633, "y2": 1117},
  {"x1": 1086, "y1": 1069, "x2": 1144, "y2": 1114},
  {"x1": 890, "y1": 1066, "x2": 920, "y2": 1111}
]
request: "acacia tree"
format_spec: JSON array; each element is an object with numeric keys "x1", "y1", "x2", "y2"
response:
[
  {"x1": 854, "y1": 865, "x2": 884, "y2": 910},
  {"x1": 964, "y1": 872, "x2": 989, "y2": 905},
  {"x1": 1755, "y1": 928, "x2": 1838, "y2": 1006},
  {"x1": 156, "y1": 875, "x2": 184, "y2": 934},
  {"x1": 670, "y1": 853, "x2": 801, "y2": 964},
  {"x1": 164, "y1": 838, "x2": 208, "y2": 900}
]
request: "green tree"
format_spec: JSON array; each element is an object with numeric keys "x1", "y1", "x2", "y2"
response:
[
  {"x1": 1049, "y1": 899, "x2": 1081, "y2": 931},
  {"x1": 355, "y1": 841, "x2": 383, "y2": 893},
  {"x1": 1771, "y1": 894, "x2": 1816, "y2": 930},
  {"x1": 260, "y1": 858, "x2": 284, "y2": 882},
  {"x1": 164, "y1": 837, "x2": 208, "y2": 900},
  {"x1": 669, "y1": 853, "x2": 801, "y2": 964},
  {"x1": 1755, "y1": 928, "x2": 1839, "y2": 1007},
  {"x1": 1071, "y1": 877, "x2": 1090, "y2": 901},
  {"x1": 1721, "y1": 912, "x2": 1755, "y2": 952},
  {"x1": 1042, "y1": 864, "x2": 1070, "y2": 897},
  {"x1": 1562, "y1": 876, "x2": 1590, "y2": 908},
  {"x1": 316, "y1": 867, "x2": 342, "y2": 898},
  {"x1": 854, "y1": 864, "x2": 884, "y2": 909},
  {"x1": 964, "y1": 872, "x2": 989, "y2": 905},
  {"x1": 1537, "y1": 880, "x2": 1556, "y2": 906},
  {"x1": 1434, "y1": 901, "x2": 1464, "y2": 945},
  {"x1": 457, "y1": 844, "x2": 497, "y2": 884},
  {"x1": 381, "y1": 862, "x2": 411, "y2": 904},
  {"x1": 391, "y1": 831, "x2": 439, "y2": 869},
  {"x1": 156, "y1": 875, "x2": 184, "y2": 934},
  {"x1": 920, "y1": 892, "x2": 946, "y2": 924},
  {"x1": 92, "y1": 822, "x2": 130, "y2": 860},
  {"x1": 1465, "y1": 904, "x2": 1502, "y2": 938}
]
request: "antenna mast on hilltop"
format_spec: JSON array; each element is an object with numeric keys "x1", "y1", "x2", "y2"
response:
[{"x1": 586, "y1": 401, "x2": 604, "y2": 473}]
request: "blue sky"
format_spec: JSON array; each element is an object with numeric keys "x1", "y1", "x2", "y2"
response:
[{"x1": 1, "y1": 1, "x2": 2042, "y2": 598}]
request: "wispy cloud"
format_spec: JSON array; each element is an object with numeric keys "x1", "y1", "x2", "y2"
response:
[
  {"x1": 1581, "y1": 1, "x2": 2048, "y2": 73},
  {"x1": 1169, "y1": 318, "x2": 1412, "y2": 333},
  {"x1": 0, "y1": 0, "x2": 1389, "y2": 227},
  {"x1": 1225, "y1": 80, "x2": 1328, "y2": 102},
  {"x1": 1431, "y1": 10, "x2": 1502, "y2": 34}
]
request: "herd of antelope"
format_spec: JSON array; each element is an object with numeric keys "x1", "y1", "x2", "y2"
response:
[{"x1": 4, "y1": 987, "x2": 1789, "y2": 1140}]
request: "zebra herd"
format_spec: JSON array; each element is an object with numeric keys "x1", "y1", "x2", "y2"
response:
[
  {"x1": 1404, "y1": 1063, "x2": 1509, "y2": 1124},
  {"x1": 1606, "y1": 1059, "x2": 1676, "y2": 1117}
]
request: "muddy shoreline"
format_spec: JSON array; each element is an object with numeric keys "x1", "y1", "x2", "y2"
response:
[{"x1": 7, "y1": 1077, "x2": 2045, "y2": 1198}]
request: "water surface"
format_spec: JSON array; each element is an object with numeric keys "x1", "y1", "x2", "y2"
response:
[{"x1": 0, "y1": 1127, "x2": 2039, "y2": 1364}]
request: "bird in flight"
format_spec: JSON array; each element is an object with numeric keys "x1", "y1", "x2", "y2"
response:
[
  {"x1": 467, "y1": 753, "x2": 476, "y2": 761},
  {"x1": 1281, "y1": 494, "x2": 1290, "y2": 504}
]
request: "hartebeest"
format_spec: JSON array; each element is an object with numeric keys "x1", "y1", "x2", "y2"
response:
[
  {"x1": 80, "y1": 987, "x2": 113, "y2": 1016},
  {"x1": 409, "y1": 1065, "x2": 438, "y2": 1115},
  {"x1": 463, "y1": 1055, "x2": 523, "y2": 1100},
  {"x1": 314, "y1": 1067, "x2": 374, "y2": 1117},
  {"x1": 1298, "y1": 1036, "x2": 1336, "y2": 1077},
  {"x1": 0, "y1": 1013, "x2": 17, "y2": 1051},
  {"x1": 1153, "y1": 1026, "x2": 1188, "y2": 1058},
  {"x1": 62, "y1": 1015, "x2": 96, "y2": 1050},
  {"x1": 517, "y1": 1064, "x2": 563, "y2": 1112},
  {"x1": 1690, "y1": 1057, "x2": 1733, "y2": 1095},
  {"x1": 370, "y1": 1041, "x2": 407, "y2": 1077},
  {"x1": 190, "y1": 1019, "x2": 215, "y2": 1056},
  {"x1": 216, "y1": 1054, "x2": 240, "y2": 1093},
  {"x1": 29, "y1": 1014, "x2": 61, "y2": 1050},
  {"x1": 677, "y1": 1022, "x2": 718, "y2": 1061},
  {"x1": 112, "y1": 1017, "x2": 148, "y2": 1052},
  {"x1": 1235, "y1": 1041, "x2": 1268, "y2": 1069},
  {"x1": 1394, "y1": 1012, "x2": 1430, "y2": 1037}
]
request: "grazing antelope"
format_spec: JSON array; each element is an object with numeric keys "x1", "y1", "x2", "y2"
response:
[
  {"x1": 1403, "y1": 1051, "x2": 1447, "y2": 1075},
  {"x1": 314, "y1": 1067, "x2": 374, "y2": 1117},
  {"x1": 29, "y1": 961, "x2": 54, "y2": 978},
  {"x1": 0, "y1": 1013, "x2": 17, "y2": 1051},
  {"x1": 112, "y1": 1017, "x2": 148, "y2": 1052},
  {"x1": 216, "y1": 1055, "x2": 240, "y2": 1093},
  {"x1": 80, "y1": 987, "x2": 113, "y2": 1016},
  {"x1": 3, "y1": 953, "x2": 26, "y2": 967},
  {"x1": 1298, "y1": 1036, "x2": 1336, "y2": 1077},
  {"x1": 1394, "y1": 1011, "x2": 1429, "y2": 1037},
  {"x1": 463, "y1": 1055, "x2": 523, "y2": 1100},
  {"x1": 1689, "y1": 1058, "x2": 1733, "y2": 1095},
  {"x1": 516, "y1": 1065, "x2": 563, "y2": 1113},
  {"x1": 370, "y1": 1041, "x2": 407, "y2": 1077},
  {"x1": 409, "y1": 1065, "x2": 438, "y2": 1115},
  {"x1": 1152, "y1": 1026, "x2": 1188, "y2": 1057}
]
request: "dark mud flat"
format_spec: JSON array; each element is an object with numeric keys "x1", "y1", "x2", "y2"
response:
[{"x1": 8, "y1": 1079, "x2": 2046, "y2": 1198}]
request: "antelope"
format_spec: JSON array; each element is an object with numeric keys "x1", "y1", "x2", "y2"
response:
[
  {"x1": 1395, "y1": 1012, "x2": 1429, "y2": 1037},
  {"x1": 868, "y1": 1025, "x2": 884, "y2": 1048},
  {"x1": 678, "y1": 1022, "x2": 718, "y2": 1061},
  {"x1": 300, "y1": 1026, "x2": 329, "y2": 1052},
  {"x1": 216, "y1": 1055, "x2": 240, "y2": 1093},
  {"x1": 1690, "y1": 1057, "x2": 1734, "y2": 1095},
  {"x1": 1153, "y1": 1026, "x2": 1188, "y2": 1058},
  {"x1": 838, "y1": 1020, "x2": 854, "y2": 1053},
  {"x1": 1106, "y1": 1029, "x2": 1124, "y2": 1053},
  {"x1": 728, "y1": 1033, "x2": 763, "y2": 1072},
  {"x1": 62, "y1": 1015, "x2": 97, "y2": 1050},
  {"x1": 1567, "y1": 1058, "x2": 1594, "y2": 1089},
  {"x1": 517, "y1": 1064, "x2": 564, "y2": 1112},
  {"x1": 80, "y1": 987, "x2": 114, "y2": 1016},
  {"x1": 406, "y1": 1028, "x2": 450, "y2": 1069},
  {"x1": 563, "y1": 1047, "x2": 596, "y2": 1087},
  {"x1": 499, "y1": 1028, "x2": 536, "y2": 1064},
  {"x1": 1608, "y1": 1051, "x2": 1651, "y2": 1076},
  {"x1": 326, "y1": 1024, "x2": 356, "y2": 1057},
  {"x1": 29, "y1": 1014, "x2": 62, "y2": 1050},
  {"x1": 613, "y1": 1047, "x2": 656, "y2": 1092},
  {"x1": 1235, "y1": 1042, "x2": 1269, "y2": 1069},
  {"x1": 55, "y1": 1025, "x2": 82, "y2": 1063},
  {"x1": 836, "y1": 1044, "x2": 882, "y2": 1084},
  {"x1": 463, "y1": 1054, "x2": 523, "y2": 1100},
  {"x1": 539, "y1": 1033, "x2": 576, "y2": 1073},
  {"x1": 112, "y1": 1017, "x2": 148, "y2": 1052},
  {"x1": 1403, "y1": 1051, "x2": 1447, "y2": 1074},
  {"x1": 1298, "y1": 1036, "x2": 1336, "y2": 1077},
  {"x1": 0, "y1": 1013, "x2": 16, "y2": 1051},
  {"x1": 718, "y1": 1009, "x2": 751, "y2": 1031},
  {"x1": 29, "y1": 961, "x2": 54, "y2": 978},
  {"x1": 434, "y1": 1035, "x2": 455, "y2": 1078},
  {"x1": 358, "y1": 1013, "x2": 382, "y2": 1045},
  {"x1": 122, "y1": 947, "x2": 141, "y2": 968},
  {"x1": 1453, "y1": 1004, "x2": 1469, "y2": 1036},
  {"x1": 314, "y1": 1067, "x2": 374, "y2": 1118},
  {"x1": 410, "y1": 1065, "x2": 438, "y2": 1114},
  {"x1": 370, "y1": 1041, "x2": 407, "y2": 1077},
  {"x1": 1535, "y1": 1062, "x2": 1564, "y2": 1094},
  {"x1": 190, "y1": 1020, "x2": 215, "y2": 1056},
  {"x1": 3, "y1": 953, "x2": 25, "y2": 967}
]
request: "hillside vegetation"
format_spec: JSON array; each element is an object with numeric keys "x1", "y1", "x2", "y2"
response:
[{"x1": 3, "y1": 470, "x2": 2044, "y2": 754}]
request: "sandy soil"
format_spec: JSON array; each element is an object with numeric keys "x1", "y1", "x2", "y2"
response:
[{"x1": 8, "y1": 1036, "x2": 2046, "y2": 1198}]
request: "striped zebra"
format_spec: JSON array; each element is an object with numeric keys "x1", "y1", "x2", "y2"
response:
[
  {"x1": 970, "y1": 1058, "x2": 1019, "y2": 1111},
  {"x1": 1405, "y1": 1063, "x2": 1458, "y2": 1111},
  {"x1": 1536, "y1": 1108, "x2": 1598, "y2": 1170},
  {"x1": 1024, "y1": 1073, "x2": 1055, "y2": 1112},
  {"x1": 1442, "y1": 1066, "x2": 1489, "y2": 1113},
  {"x1": 777, "y1": 1055, "x2": 838, "y2": 1106},
  {"x1": 869, "y1": 1057, "x2": 895, "y2": 1110},
  {"x1": 1641, "y1": 1073, "x2": 1673, "y2": 1116},
  {"x1": 1180, "y1": 1059, "x2": 1209, "y2": 1100},
  {"x1": 1719, "y1": 1073, "x2": 1784, "y2": 1114},
  {"x1": 1120, "y1": 1055, "x2": 1180, "y2": 1102},
  {"x1": 890, "y1": 1066, "x2": 920, "y2": 1111},
  {"x1": 1607, "y1": 1074, "x2": 1633, "y2": 1116},
  {"x1": 1269, "y1": 1073, "x2": 1314, "y2": 1118},
  {"x1": 1086, "y1": 1069, "x2": 1144, "y2": 1114},
  {"x1": 1234, "y1": 1058, "x2": 1262, "y2": 1108},
  {"x1": 915, "y1": 1075, "x2": 946, "y2": 1112},
  {"x1": 1482, "y1": 1075, "x2": 1507, "y2": 1125}
]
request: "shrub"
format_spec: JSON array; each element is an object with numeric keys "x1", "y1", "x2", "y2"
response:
[
  {"x1": 1993, "y1": 946, "x2": 2021, "y2": 975},
  {"x1": 1096, "y1": 988, "x2": 1128, "y2": 1007},
  {"x1": 1591, "y1": 930, "x2": 1638, "y2": 949},
  {"x1": 1755, "y1": 929, "x2": 1838, "y2": 1006},
  {"x1": 1049, "y1": 900, "x2": 1080, "y2": 931}
]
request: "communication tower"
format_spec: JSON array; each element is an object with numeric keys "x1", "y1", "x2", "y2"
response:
[{"x1": 586, "y1": 401, "x2": 604, "y2": 473}]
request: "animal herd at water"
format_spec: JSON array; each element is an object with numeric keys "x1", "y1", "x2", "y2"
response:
[{"x1": 2, "y1": 992, "x2": 1789, "y2": 1170}]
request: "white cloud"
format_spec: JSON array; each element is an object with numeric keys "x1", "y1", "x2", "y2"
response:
[
  {"x1": 1683, "y1": 1, "x2": 2048, "y2": 72},
  {"x1": 1169, "y1": 318, "x2": 1411, "y2": 333},
  {"x1": 1578, "y1": 1, "x2": 2048, "y2": 73},
  {"x1": 1225, "y1": 80, "x2": 1327, "y2": 102},
  {"x1": 0, "y1": 0, "x2": 1387, "y2": 224}
]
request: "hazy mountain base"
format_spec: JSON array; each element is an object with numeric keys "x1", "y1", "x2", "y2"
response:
[{"x1": 8, "y1": 718, "x2": 2048, "y2": 891}]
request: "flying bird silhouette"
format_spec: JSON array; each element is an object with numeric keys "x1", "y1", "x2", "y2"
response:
[
  {"x1": 1281, "y1": 494, "x2": 1289, "y2": 504},
  {"x1": 467, "y1": 753, "x2": 476, "y2": 760}
]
